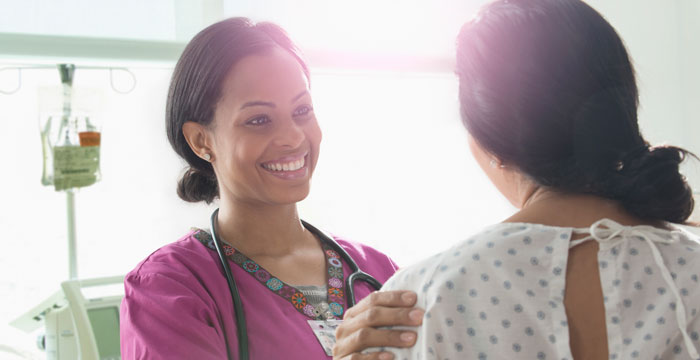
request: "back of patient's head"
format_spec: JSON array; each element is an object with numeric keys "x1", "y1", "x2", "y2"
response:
[{"x1": 457, "y1": 0, "x2": 695, "y2": 223}]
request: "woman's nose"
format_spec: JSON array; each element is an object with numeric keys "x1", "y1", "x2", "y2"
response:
[{"x1": 274, "y1": 118, "x2": 305, "y2": 148}]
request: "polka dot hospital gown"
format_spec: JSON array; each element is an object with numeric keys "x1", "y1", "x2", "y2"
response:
[{"x1": 380, "y1": 219, "x2": 700, "y2": 359}]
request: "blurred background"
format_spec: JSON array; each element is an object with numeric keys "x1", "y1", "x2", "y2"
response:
[{"x1": 1, "y1": 0, "x2": 699, "y2": 358}]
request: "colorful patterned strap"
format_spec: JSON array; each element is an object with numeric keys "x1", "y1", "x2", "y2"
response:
[{"x1": 193, "y1": 229, "x2": 347, "y2": 320}]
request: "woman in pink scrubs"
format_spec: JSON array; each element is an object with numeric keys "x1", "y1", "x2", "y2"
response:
[{"x1": 119, "y1": 18, "x2": 399, "y2": 359}]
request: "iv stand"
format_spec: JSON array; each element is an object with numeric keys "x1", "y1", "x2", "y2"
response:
[
  {"x1": 3, "y1": 64, "x2": 132, "y2": 280},
  {"x1": 58, "y1": 64, "x2": 79, "y2": 280},
  {"x1": 67, "y1": 189, "x2": 77, "y2": 280}
]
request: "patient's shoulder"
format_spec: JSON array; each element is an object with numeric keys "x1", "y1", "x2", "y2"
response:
[{"x1": 381, "y1": 223, "x2": 567, "y2": 293}]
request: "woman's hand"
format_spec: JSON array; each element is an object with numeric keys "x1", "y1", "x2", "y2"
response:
[{"x1": 333, "y1": 290, "x2": 424, "y2": 360}]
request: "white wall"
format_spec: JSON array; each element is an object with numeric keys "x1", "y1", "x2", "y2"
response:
[{"x1": 0, "y1": 0, "x2": 177, "y2": 41}]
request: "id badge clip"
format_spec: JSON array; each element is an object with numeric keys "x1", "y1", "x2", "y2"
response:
[{"x1": 307, "y1": 319, "x2": 343, "y2": 356}]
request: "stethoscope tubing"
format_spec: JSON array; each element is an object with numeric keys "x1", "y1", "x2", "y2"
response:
[
  {"x1": 211, "y1": 209, "x2": 250, "y2": 360},
  {"x1": 210, "y1": 209, "x2": 382, "y2": 360},
  {"x1": 345, "y1": 271, "x2": 384, "y2": 308},
  {"x1": 304, "y1": 220, "x2": 384, "y2": 307}
]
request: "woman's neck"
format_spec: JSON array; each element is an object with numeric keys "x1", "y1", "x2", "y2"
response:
[
  {"x1": 505, "y1": 188, "x2": 663, "y2": 229},
  {"x1": 215, "y1": 198, "x2": 312, "y2": 258}
]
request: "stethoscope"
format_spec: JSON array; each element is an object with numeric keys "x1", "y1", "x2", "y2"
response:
[{"x1": 209, "y1": 208, "x2": 383, "y2": 360}]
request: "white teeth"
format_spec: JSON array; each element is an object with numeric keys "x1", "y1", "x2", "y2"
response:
[{"x1": 263, "y1": 156, "x2": 306, "y2": 172}]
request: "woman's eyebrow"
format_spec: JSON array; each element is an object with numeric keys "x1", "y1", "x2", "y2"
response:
[
  {"x1": 240, "y1": 101, "x2": 275, "y2": 110},
  {"x1": 239, "y1": 90, "x2": 307, "y2": 110},
  {"x1": 291, "y1": 90, "x2": 309, "y2": 103}
]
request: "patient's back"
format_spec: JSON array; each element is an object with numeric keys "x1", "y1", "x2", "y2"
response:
[
  {"x1": 563, "y1": 240, "x2": 608, "y2": 359},
  {"x1": 382, "y1": 222, "x2": 700, "y2": 360}
]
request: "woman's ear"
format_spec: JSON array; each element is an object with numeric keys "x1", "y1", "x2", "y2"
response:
[
  {"x1": 182, "y1": 122, "x2": 214, "y2": 162},
  {"x1": 468, "y1": 134, "x2": 523, "y2": 207}
]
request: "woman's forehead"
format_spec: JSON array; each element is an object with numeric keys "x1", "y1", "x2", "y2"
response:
[{"x1": 221, "y1": 49, "x2": 310, "y2": 106}]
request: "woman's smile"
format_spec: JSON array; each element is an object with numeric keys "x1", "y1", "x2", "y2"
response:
[{"x1": 260, "y1": 151, "x2": 310, "y2": 180}]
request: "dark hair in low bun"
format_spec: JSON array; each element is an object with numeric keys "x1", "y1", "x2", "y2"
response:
[
  {"x1": 457, "y1": 0, "x2": 696, "y2": 223},
  {"x1": 177, "y1": 168, "x2": 219, "y2": 204},
  {"x1": 166, "y1": 18, "x2": 308, "y2": 204},
  {"x1": 610, "y1": 146, "x2": 695, "y2": 223}
]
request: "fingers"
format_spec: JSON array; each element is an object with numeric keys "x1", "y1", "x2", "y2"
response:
[
  {"x1": 333, "y1": 328, "x2": 416, "y2": 359},
  {"x1": 336, "y1": 306, "x2": 423, "y2": 340},
  {"x1": 344, "y1": 290, "x2": 417, "y2": 320},
  {"x1": 335, "y1": 351, "x2": 395, "y2": 360},
  {"x1": 333, "y1": 290, "x2": 423, "y2": 359}
]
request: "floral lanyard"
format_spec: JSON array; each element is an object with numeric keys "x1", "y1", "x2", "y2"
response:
[{"x1": 194, "y1": 229, "x2": 347, "y2": 320}]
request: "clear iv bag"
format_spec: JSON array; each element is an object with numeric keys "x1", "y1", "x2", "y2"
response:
[
  {"x1": 40, "y1": 114, "x2": 101, "y2": 191},
  {"x1": 39, "y1": 86, "x2": 102, "y2": 191}
]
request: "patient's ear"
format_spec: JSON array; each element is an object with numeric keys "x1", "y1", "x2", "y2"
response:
[
  {"x1": 182, "y1": 121, "x2": 214, "y2": 161},
  {"x1": 468, "y1": 134, "x2": 525, "y2": 207}
]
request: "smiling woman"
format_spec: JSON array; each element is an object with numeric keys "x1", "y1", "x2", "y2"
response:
[
  {"x1": 181, "y1": 48, "x2": 321, "y2": 206},
  {"x1": 119, "y1": 18, "x2": 398, "y2": 360},
  {"x1": 164, "y1": 19, "x2": 313, "y2": 206}
]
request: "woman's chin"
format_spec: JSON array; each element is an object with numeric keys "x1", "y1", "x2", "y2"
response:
[{"x1": 267, "y1": 186, "x2": 311, "y2": 206}]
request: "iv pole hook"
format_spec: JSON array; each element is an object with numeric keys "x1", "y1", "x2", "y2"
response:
[{"x1": 0, "y1": 67, "x2": 22, "y2": 95}]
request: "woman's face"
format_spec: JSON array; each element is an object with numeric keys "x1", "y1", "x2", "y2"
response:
[{"x1": 209, "y1": 48, "x2": 322, "y2": 206}]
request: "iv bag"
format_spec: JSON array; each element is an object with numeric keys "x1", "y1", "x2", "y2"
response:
[
  {"x1": 40, "y1": 114, "x2": 101, "y2": 191},
  {"x1": 39, "y1": 87, "x2": 103, "y2": 191}
]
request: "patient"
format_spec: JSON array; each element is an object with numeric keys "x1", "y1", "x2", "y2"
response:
[{"x1": 334, "y1": 0, "x2": 700, "y2": 359}]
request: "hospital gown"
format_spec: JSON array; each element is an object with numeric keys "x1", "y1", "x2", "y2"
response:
[
  {"x1": 381, "y1": 219, "x2": 700, "y2": 360},
  {"x1": 120, "y1": 228, "x2": 398, "y2": 359}
]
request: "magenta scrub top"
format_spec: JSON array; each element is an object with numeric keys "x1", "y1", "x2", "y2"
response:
[{"x1": 120, "y1": 228, "x2": 398, "y2": 359}]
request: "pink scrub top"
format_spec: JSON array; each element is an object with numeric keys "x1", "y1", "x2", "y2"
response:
[{"x1": 120, "y1": 228, "x2": 399, "y2": 359}]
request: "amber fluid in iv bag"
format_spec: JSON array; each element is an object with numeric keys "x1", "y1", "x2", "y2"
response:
[{"x1": 78, "y1": 131, "x2": 100, "y2": 147}]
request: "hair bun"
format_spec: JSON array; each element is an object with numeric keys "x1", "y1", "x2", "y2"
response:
[
  {"x1": 177, "y1": 167, "x2": 219, "y2": 204},
  {"x1": 613, "y1": 146, "x2": 695, "y2": 223}
]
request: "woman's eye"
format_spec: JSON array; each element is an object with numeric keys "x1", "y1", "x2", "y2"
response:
[
  {"x1": 246, "y1": 115, "x2": 270, "y2": 126},
  {"x1": 293, "y1": 105, "x2": 313, "y2": 117}
]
